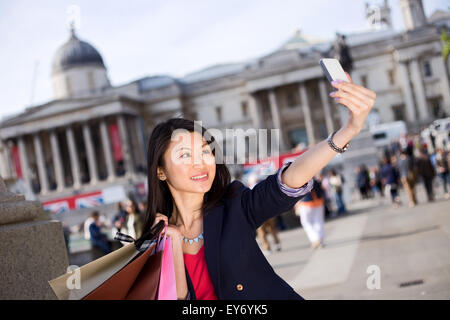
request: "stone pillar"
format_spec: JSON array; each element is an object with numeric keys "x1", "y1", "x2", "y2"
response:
[
  {"x1": 298, "y1": 82, "x2": 316, "y2": 146},
  {"x1": 0, "y1": 175, "x2": 69, "y2": 299},
  {"x1": 398, "y1": 62, "x2": 416, "y2": 122},
  {"x1": 434, "y1": 56, "x2": 450, "y2": 115},
  {"x1": 410, "y1": 59, "x2": 430, "y2": 121},
  {"x1": 33, "y1": 133, "x2": 49, "y2": 194},
  {"x1": 268, "y1": 90, "x2": 286, "y2": 151},
  {"x1": 117, "y1": 114, "x2": 134, "y2": 178},
  {"x1": 248, "y1": 94, "x2": 264, "y2": 129},
  {"x1": 66, "y1": 126, "x2": 81, "y2": 189},
  {"x1": 49, "y1": 130, "x2": 65, "y2": 192},
  {"x1": 318, "y1": 79, "x2": 335, "y2": 134},
  {"x1": 82, "y1": 122, "x2": 98, "y2": 184},
  {"x1": 17, "y1": 136, "x2": 32, "y2": 192},
  {"x1": 100, "y1": 119, "x2": 115, "y2": 181}
]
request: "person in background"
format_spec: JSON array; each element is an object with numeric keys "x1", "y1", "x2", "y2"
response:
[
  {"x1": 84, "y1": 211, "x2": 107, "y2": 240},
  {"x1": 89, "y1": 211, "x2": 111, "y2": 255},
  {"x1": 397, "y1": 150, "x2": 417, "y2": 207},
  {"x1": 318, "y1": 172, "x2": 333, "y2": 218},
  {"x1": 294, "y1": 178, "x2": 326, "y2": 249},
  {"x1": 381, "y1": 156, "x2": 401, "y2": 208},
  {"x1": 124, "y1": 199, "x2": 144, "y2": 240},
  {"x1": 112, "y1": 202, "x2": 128, "y2": 236},
  {"x1": 329, "y1": 169, "x2": 347, "y2": 214},
  {"x1": 416, "y1": 149, "x2": 436, "y2": 202},
  {"x1": 356, "y1": 165, "x2": 370, "y2": 199},
  {"x1": 435, "y1": 148, "x2": 449, "y2": 199}
]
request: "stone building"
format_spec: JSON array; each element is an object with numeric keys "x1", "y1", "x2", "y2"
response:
[{"x1": 0, "y1": 0, "x2": 449, "y2": 219}]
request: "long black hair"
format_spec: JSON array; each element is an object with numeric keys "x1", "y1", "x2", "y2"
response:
[{"x1": 140, "y1": 118, "x2": 235, "y2": 237}]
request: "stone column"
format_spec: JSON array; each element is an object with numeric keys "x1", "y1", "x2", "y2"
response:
[
  {"x1": 268, "y1": 90, "x2": 286, "y2": 151},
  {"x1": 318, "y1": 79, "x2": 335, "y2": 134},
  {"x1": 49, "y1": 130, "x2": 65, "y2": 192},
  {"x1": 410, "y1": 59, "x2": 430, "y2": 121},
  {"x1": 0, "y1": 175, "x2": 69, "y2": 299},
  {"x1": 17, "y1": 136, "x2": 32, "y2": 192},
  {"x1": 434, "y1": 56, "x2": 450, "y2": 115},
  {"x1": 100, "y1": 119, "x2": 115, "y2": 181},
  {"x1": 298, "y1": 82, "x2": 316, "y2": 146},
  {"x1": 397, "y1": 62, "x2": 416, "y2": 122},
  {"x1": 66, "y1": 126, "x2": 81, "y2": 189},
  {"x1": 33, "y1": 133, "x2": 49, "y2": 194},
  {"x1": 117, "y1": 114, "x2": 134, "y2": 178},
  {"x1": 82, "y1": 122, "x2": 98, "y2": 184},
  {"x1": 248, "y1": 94, "x2": 264, "y2": 129}
]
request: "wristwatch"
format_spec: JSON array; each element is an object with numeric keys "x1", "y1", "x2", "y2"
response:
[{"x1": 327, "y1": 131, "x2": 349, "y2": 153}]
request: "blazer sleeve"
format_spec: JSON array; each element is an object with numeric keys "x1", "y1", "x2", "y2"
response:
[{"x1": 239, "y1": 161, "x2": 314, "y2": 230}]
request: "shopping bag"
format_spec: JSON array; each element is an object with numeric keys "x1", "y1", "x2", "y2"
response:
[
  {"x1": 84, "y1": 224, "x2": 168, "y2": 300},
  {"x1": 157, "y1": 233, "x2": 177, "y2": 300},
  {"x1": 48, "y1": 241, "x2": 140, "y2": 300},
  {"x1": 49, "y1": 220, "x2": 165, "y2": 300}
]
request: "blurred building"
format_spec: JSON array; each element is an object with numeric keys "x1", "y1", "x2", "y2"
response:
[{"x1": 0, "y1": 0, "x2": 449, "y2": 216}]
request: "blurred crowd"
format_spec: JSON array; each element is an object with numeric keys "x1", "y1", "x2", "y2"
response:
[{"x1": 353, "y1": 132, "x2": 450, "y2": 208}]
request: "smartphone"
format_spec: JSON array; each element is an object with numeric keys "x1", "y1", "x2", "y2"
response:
[{"x1": 319, "y1": 58, "x2": 348, "y2": 83}]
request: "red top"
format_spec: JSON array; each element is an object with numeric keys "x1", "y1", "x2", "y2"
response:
[{"x1": 183, "y1": 245, "x2": 218, "y2": 300}]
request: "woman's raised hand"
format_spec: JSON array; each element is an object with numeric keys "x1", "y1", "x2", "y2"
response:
[{"x1": 330, "y1": 73, "x2": 376, "y2": 134}]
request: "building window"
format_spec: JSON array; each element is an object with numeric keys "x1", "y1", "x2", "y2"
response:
[
  {"x1": 241, "y1": 101, "x2": 248, "y2": 117},
  {"x1": 215, "y1": 106, "x2": 222, "y2": 122},
  {"x1": 391, "y1": 104, "x2": 405, "y2": 121},
  {"x1": 286, "y1": 91, "x2": 297, "y2": 108},
  {"x1": 423, "y1": 60, "x2": 432, "y2": 78},
  {"x1": 388, "y1": 69, "x2": 395, "y2": 85},
  {"x1": 289, "y1": 128, "x2": 308, "y2": 149}
]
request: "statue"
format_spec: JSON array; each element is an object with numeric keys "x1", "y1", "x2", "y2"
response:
[{"x1": 333, "y1": 33, "x2": 353, "y2": 73}]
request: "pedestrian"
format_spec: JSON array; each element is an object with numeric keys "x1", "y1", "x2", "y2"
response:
[
  {"x1": 355, "y1": 165, "x2": 370, "y2": 199},
  {"x1": 380, "y1": 157, "x2": 401, "y2": 208},
  {"x1": 329, "y1": 169, "x2": 347, "y2": 214},
  {"x1": 397, "y1": 150, "x2": 417, "y2": 207},
  {"x1": 124, "y1": 199, "x2": 144, "y2": 240},
  {"x1": 84, "y1": 211, "x2": 107, "y2": 240},
  {"x1": 256, "y1": 218, "x2": 282, "y2": 255},
  {"x1": 318, "y1": 172, "x2": 333, "y2": 218},
  {"x1": 294, "y1": 178, "x2": 326, "y2": 249},
  {"x1": 89, "y1": 211, "x2": 111, "y2": 255},
  {"x1": 435, "y1": 148, "x2": 450, "y2": 199},
  {"x1": 416, "y1": 149, "x2": 436, "y2": 202},
  {"x1": 139, "y1": 74, "x2": 376, "y2": 300}
]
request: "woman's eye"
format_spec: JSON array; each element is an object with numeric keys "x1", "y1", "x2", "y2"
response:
[
  {"x1": 203, "y1": 149, "x2": 211, "y2": 155},
  {"x1": 180, "y1": 152, "x2": 190, "y2": 158}
]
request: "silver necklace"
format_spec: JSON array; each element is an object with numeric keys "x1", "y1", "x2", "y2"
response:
[{"x1": 181, "y1": 232, "x2": 204, "y2": 245}]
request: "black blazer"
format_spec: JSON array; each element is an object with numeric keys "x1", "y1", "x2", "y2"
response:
[{"x1": 185, "y1": 169, "x2": 309, "y2": 300}]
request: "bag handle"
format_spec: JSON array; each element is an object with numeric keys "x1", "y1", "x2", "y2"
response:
[{"x1": 115, "y1": 220, "x2": 165, "y2": 252}]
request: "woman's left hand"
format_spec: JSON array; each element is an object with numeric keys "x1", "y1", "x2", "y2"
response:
[{"x1": 330, "y1": 73, "x2": 376, "y2": 134}]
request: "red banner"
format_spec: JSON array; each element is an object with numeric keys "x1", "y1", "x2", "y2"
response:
[
  {"x1": 109, "y1": 123, "x2": 123, "y2": 161},
  {"x1": 11, "y1": 145, "x2": 22, "y2": 178}
]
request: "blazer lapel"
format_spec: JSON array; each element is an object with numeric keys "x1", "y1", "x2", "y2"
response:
[{"x1": 203, "y1": 203, "x2": 224, "y2": 299}]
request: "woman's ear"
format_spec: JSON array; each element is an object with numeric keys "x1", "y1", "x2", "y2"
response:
[{"x1": 157, "y1": 167, "x2": 166, "y2": 181}]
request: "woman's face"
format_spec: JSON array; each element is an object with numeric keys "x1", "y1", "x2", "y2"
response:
[{"x1": 158, "y1": 130, "x2": 216, "y2": 194}]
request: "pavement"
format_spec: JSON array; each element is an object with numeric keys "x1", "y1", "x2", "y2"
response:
[{"x1": 260, "y1": 182, "x2": 450, "y2": 300}]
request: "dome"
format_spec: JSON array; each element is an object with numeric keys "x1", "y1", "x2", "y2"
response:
[{"x1": 52, "y1": 29, "x2": 106, "y2": 74}]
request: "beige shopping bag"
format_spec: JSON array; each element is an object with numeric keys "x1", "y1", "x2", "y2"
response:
[{"x1": 48, "y1": 242, "x2": 140, "y2": 300}]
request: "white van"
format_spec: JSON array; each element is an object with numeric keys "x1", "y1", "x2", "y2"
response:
[{"x1": 369, "y1": 121, "x2": 407, "y2": 148}]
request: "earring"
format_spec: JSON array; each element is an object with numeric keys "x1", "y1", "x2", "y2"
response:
[{"x1": 159, "y1": 176, "x2": 166, "y2": 181}]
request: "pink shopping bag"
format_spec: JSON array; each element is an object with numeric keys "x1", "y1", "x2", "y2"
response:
[{"x1": 157, "y1": 227, "x2": 177, "y2": 300}]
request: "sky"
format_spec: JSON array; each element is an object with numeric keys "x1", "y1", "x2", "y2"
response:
[{"x1": 0, "y1": 0, "x2": 448, "y2": 121}]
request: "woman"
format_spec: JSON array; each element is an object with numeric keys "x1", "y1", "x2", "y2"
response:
[
  {"x1": 294, "y1": 178, "x2": 326, "y2": 249},
  {"x1": 140, "y1": 75, "x2": 376, "y2": 300}
]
